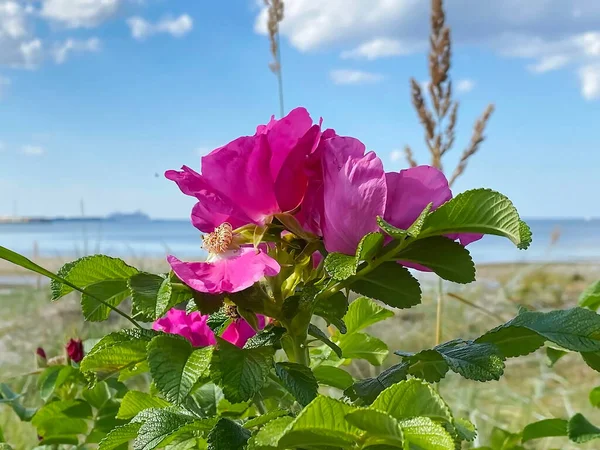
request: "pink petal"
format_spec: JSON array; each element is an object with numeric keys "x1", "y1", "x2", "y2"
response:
[
  {"x1": 168, "y1": 247, "x2": 281, "y2": 294},
  {"x1": 221, "y1": 315, "x2": 266, "y2": 347},
  {"x1": 384, "y1": 166, "x2": 452, "y2": 230},
  {"x1": 201, "y1": 136, "x2": 279, "y2": 224},
  {"x1": 321, "y1": 137, "x2": 387, "y2": 254},
  {"x1": 165, "y1": 166, "x2": 253, "y2": 232}
]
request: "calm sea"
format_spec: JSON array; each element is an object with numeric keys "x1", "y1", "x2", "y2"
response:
[{"x1": 1, "y1": 219, "x2": 599, "y2": 264}]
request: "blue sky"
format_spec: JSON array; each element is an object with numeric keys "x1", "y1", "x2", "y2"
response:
[{"x1": 0, "y1": 0, "x2": 599, "y2": 219}]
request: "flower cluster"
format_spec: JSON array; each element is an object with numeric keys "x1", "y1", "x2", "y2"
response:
[{"x1": 164, "y1": 107, "x2": 480, "y2": 297}]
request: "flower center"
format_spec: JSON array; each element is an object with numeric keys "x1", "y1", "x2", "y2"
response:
[{"x1": 202, "y1": 222, "x2": 233, "y2": 254}]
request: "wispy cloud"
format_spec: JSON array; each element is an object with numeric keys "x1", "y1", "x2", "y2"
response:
[
  {"x1": 341, "y1": 38, "x2": 424, "y2": 60},
  {"x1": 21, "y1": 145, "x2": 45, "y2": 156},
  {"x1": 456, "y1": 79, "x2": 475, "y2": 93},
  {"x1": 127, "y1": 14, "x2": 193, "y2": 41},
  {"x1": 579, "y1": 64, "x2": 600, "y2": 100},
  {"x1": 390, "y1": 150, "x2": 402, "y2": 162},
  {"x1": 41, "y1": 0, "x2": 121, "y2": 28},
  {"x1": 53, "y1": 38, "x2": 100, "y2": 64},
  {"x1": 330, "y1": 69, "x2": 384, "y2": 85}
]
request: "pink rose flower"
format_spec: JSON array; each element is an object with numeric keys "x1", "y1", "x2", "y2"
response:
[{"x1": 152, "y1": 308, "x2": 266, "y2": 348}]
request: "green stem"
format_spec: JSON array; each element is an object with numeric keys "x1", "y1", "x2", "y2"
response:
[
  {"x1": 254, "y1": 396, "x2": 268, "y2": 415},
  {"x1": 293, "y1": 337, "x2": 310, "y2": 367}
]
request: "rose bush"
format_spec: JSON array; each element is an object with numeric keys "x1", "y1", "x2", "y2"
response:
[{"x1": 2, "y1": 108, "x2": 600, "y2": 449}]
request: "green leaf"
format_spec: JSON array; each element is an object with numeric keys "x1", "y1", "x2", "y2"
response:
[
  {"x1": 207, "y1": 309, "x2": 230, "y2": 333},
  {"x1": 522, "y1": 418, "x2": 568, "y2": 442},
  {"x1": 324, "y1": 252, "x2": 359, "y2": 281},
  {"x1": 350, "y1": 262, "x2": 421, "y2": 310},
  {"x1": 419, "y1": 189, "x2": 532, "y2": 249},
  {"x1": 371, "y1": 379, "x2": 453, "y2": 423},
  {"x1": 80, "y1": 328, "x2": 156, "y2": 375},
  {"x1": 314, "y1": 291, "x2": 348, "y2": 333},
  {"x1": 477, "y1": 308, "x2": 600, "y2": 357},
  {"x1": 313, "y1": 366, "x2": 353, "y2": 390},
  {"x1": 377, "y1": 203, "x2": 433, "y2": 240},
  {"x1": 350, "y1": 362, "x2": 409, "y2": 404},
  {"x1": 568, "y1": 413, "x2": 600, "y2": 443},
  {"x1": 590, "y1": 386, "x2": 600, "y2": 408},
  {"x1": 582, "y1": 351, "x2": 600, "y2": 372},
  {"x1": 404, "y1": 349, "x2": 449, "y2": 383},
  {"x1": 274, "y1": 362, "x2": 318, "y2": 407},
  {"x1": 38, "y1": 366, "x2": 63, "y2": 401},
  {"x1": 211, "y1": 338, "x2": 273, "y2": 403},
  {"x1": 133, "y1": 409, "x2": 196, "y2": 450},
  {"x1": 546, "y1": 346, "x2": 568, "y2": 367},
  {"x1": 579, "y1": 280, "x2": 600, "y2": 310},
  {"x1": 81, "y1": 279, "x2": 130, "y2": 322},
  {"x1": 338, "y1": 332, "x2": 388, "y2": 365},
  {"x1": 278, "y1": 396, "x2": 361, "y2": 448},
  {"x1": 244, "y1": 409, "x2": 290, "y2": 429},
  {"x1": 248, "y1": 416, "x2": 294, "y2": 450},
  {"x1": 99, "y1": 423, "x2": 142, "y2": 450},
  {"x1": 244, "y1": 326, "x2": 286, "y2": 350},
  {"x1": 455, "y1": 418, "x2": 477, "y2": 442},
  {"x1": 344, "y1": 297, "x2": 394, "y2": 334},
  {"x1": 82, "y1": 381, "x2": 111, "y2": 409},
  {"x1": 117, "y1": 391, "x2": 170, "y2": 420},
  {"x1": 32, "y1": 400, "x2": 92, "y2": 438},
  {"x1": 400, "y1": 417, "x2": 455, "y2": 450},
  {"x1": 129, "y1": 273, "x2": 191, "y2": 322},
  {"x1": 357, "y1": 232, "x2": 385, "y2": 261},
  {"x1": 207, "y1": 418, "x2": 251, "y2": 450},
  {"x1": 307, "y1": 324, "x2": 343, "y2": 358},
  {"x1": 0, "y1": 383, "x2": 37, "y2": 421},
  {"x1": 436, "y1": 340, "x2": 505, "y2": 381},
  {"x1": 51, "y1": 255, "x2": 138, "y2": 300},
  {"x1": 148, "y1": 334, "x2": 213, "y2": 404},
  {"x1": 345, "y1": 409, "x2": 405, "y2": 448},
  {"x1": 395, "y1": 237, "x2": 476, "y2": 284}
]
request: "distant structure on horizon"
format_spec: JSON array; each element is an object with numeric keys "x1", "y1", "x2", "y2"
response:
[{"x1": 0, "y1": 210, "x2": 151, "y2": 224}]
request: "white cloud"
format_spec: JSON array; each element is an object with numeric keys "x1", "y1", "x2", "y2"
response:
[
  {"x1": 0, "y1": 74, "x2": 9, "y2": 97},
  {"x1": 53, "y1": 37, "x2": 100, "y2": 63},
  {"x1": 330, "y1": 69, "x2": 384, "y2": 85},
  {"x1": 41, "y1": 0, "x2": 121, "y2": 28},
  {"x1": 21, "y1": 145, "x2": 45, "y2": 156},
  {"x1": 390, "y1": 150, "x2": 402, "y2": 161},
  {"x1": 456, "y1": 78, "x2": 475, "y2": 93},
  {"x1": 127, "y1": 14, "x2": 193, "y2": 40},
  {"x1": 579, "y1": 64, "x2": 600, "y2": 100},
  {"x1": 341, "y1": 38, "x2": 423, "y2": 60},
  {"x1": 254, "y1": 0, "x2": 600, "y2": 100}
]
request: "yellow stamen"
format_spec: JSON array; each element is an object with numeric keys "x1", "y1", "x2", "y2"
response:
[{"x1": 202, "y1": 223, "x2": 233, "y2": 254}]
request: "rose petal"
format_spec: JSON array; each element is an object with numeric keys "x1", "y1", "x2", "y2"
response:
[
  {"x1": 168, "y1": 247, "x2": 281, "y2": 294},
  {"x1": 221, "y1": 315, "x2": 266, "y2": 347}
]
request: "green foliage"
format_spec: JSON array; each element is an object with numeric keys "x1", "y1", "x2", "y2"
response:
[
  {"x1": 211, "y1": 338, "x2": 273, "y2": 403},
  {"x1": 377, "y1": 203, "x2": 432, "y2": 240},
  {"x1": 312, "y1": 365, "x2": 354, "y2": 390},
  {"x1": 579, "y1": 280, "x2": 600, "y2": 310},
  {"x1": 313, "y1": 291, "x2": 348, "y2": 333},
  {"x1": 51, "y1": 255, "x2": 138, "y2": 300},
  {"x1": 117, "y1": 391, "x2": 170, "y2": 420},
  {"x1": 147, "y1": 334, "x2": 212, "y2": 404},
  {"x1": 568, "y1": 413, "x2": 600, "y2": 443},
  {"x1": 395, "y1": 236, "x2": 476, "y2": 284},
  {"x1": 419, "y1": 189, "x2": 532, "y2": 249},
  {"x1": 207, "y1": 418, "x2": 251, "y2": 450},
  {"x1": 248, "y1": 416, "x2": 294, "y2": 449},
  {"x1": 345, "y1": 409, "x2": 405, "y2": 448},
  {"x1": 307, "y1": 324, "x2": 343, "y2": 358},
  {"x1": 82, "y1": 279, "x2": 131, "y2": 322},
  {"x1": 274, "y1": 362, "x2": 318, "y2": 406},
  {"x1": 129, "y1": 273, "x2": 192, "y2": 321},
  {"x1": 324, "y1": 233, "x2": 384, "y2": 281},
  {"x1": 99, "y1": 423, "x2": 142, "y2": 450},
  {"x1": 521, "y1": 418, "x2": 568, "y2": 442},
  {"x1": 344, "y1": 296, "x2": 394, "y2": 334},
  {"x1": 350, "y1": 262, "x2": 421, "y2": 309},
  {"x1": 338, "y1": 331, "x2": 389, "y2": 365}
]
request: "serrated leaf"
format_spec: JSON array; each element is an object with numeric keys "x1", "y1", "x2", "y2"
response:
[
  {"x1": 404, "y1": 349, "x2": 449, "y2": 383},
  {"x1": 212, "y1": 338, "x2": 273, "y2": 403},
  {"x1": 455, "y1": 417, "x2": 477, "y2": 442},
  {"x1": 350, "y1": 362, "x2": 410, "y2": 405},
  {"x1": 275, "y1": 362, "x2": 318, "y2": 406},
  {"x1": 80, "y1": 328, "x2": 156, "y2": 374},
  {"x1": 324, "y1": 252, "x2": 358, "y2": 281},
  {"x1": 313, "y1": 365, "x2": 353, "y2": 390},
  {"x1": 345, "y1": 409, "x2": 405, "y2": 448},
  {"x1": 338, "y1": 332, "x2": 388, "y2": 365},
  {"x1": 133, "y1": 409, "x2": 196, "y2": 450},
  {"x1": 314, "y1": 291, "x2": 348, "y2": 333},
  {"x1": 244, "y1": 326, "x2": 286, "y2": 350},
  {"x1": 129, "y1": 273, "x2": 191, "y2": 322},
  {"x1": 207, "y1": 418, "x2": 251, "y2": 450},
  {"x1": 147, "y1": 334, "x2": 212, "y2": 404},
  {"x1": 407, "y1": 203, "x2": 433, "y2": 237},
  {"x1": 546, "y1": 346, "x2": 568, "y2": 367},
  {"x1": 99, "y1": 423, "x2": 142, "y2": 450},
  {"x1": 344, "y1": 297, "x2": 394, "y2": 334},
  {"x1": 32, "y1": 399, "x2": 92, "y2": 438},
  {"x1": 568, "y1": 413, "x2": 600, "y2": 443},
  {"x1": 38, "y1": 366, "x2": 63, "y2": 402},
  {"x1": 372, "y1": 379, "x2": 453, "y2": 423},
  {"x1": 206, "y1": 309, "x2": 230, "y2": 334},
  {"x1": 377, "y1": 217, "x2": 408, "y2": 239},
  {"x1": 278, "y1": 396, "x2": 361, "y2": 448},
  {"x1": 248, "y1": 416, "x2": 294, "y2": 449},
  {"x1": 350, "y1": 262, "x2": 421, "y2": 309},
  {"x1": 582, "y1": 351, "x2": 600, "y2": 372},
  {"x1": 579, "y1": 280, "x2": 600, "y2": 310},
  {"x1": 437, "y1": 340, "x2": 505, "y2": 381},
  {"x1": 51, "y1": 255, "x2": 138, "y2": 300},
  {"x1": 522, "y1": 418, "x2": 568, "y2": 442},
  {"x1": 400, "y1": 417, "x2": 455, "y2": 450},
  {"x1": 419, "y1": 189, "x2": 532, "y2": 249},
  {"x1": 477, "y1": 308, "x2": 600, "y2": 358},
  {"x1": 244, "y1": 409, "x2": 290, "y2": 429},
  {"x1": 395, "y1": 237, "x2": 476, "y2": 284},
  {"x1": 307, "y1": 324, "x2": 343, "y2": 358},
  {"x1": 82, "y1": 381, "x2": 111, "y2": 409},
  {"x1": 81, "y1": 279, "x2": 131, "y2": 322},
  {"x1": 117, "y1": 391, "x2": 170, "y2": 420},
  {"x1": 356, "y1": 232, "x2": 385, "y2": 261}
]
